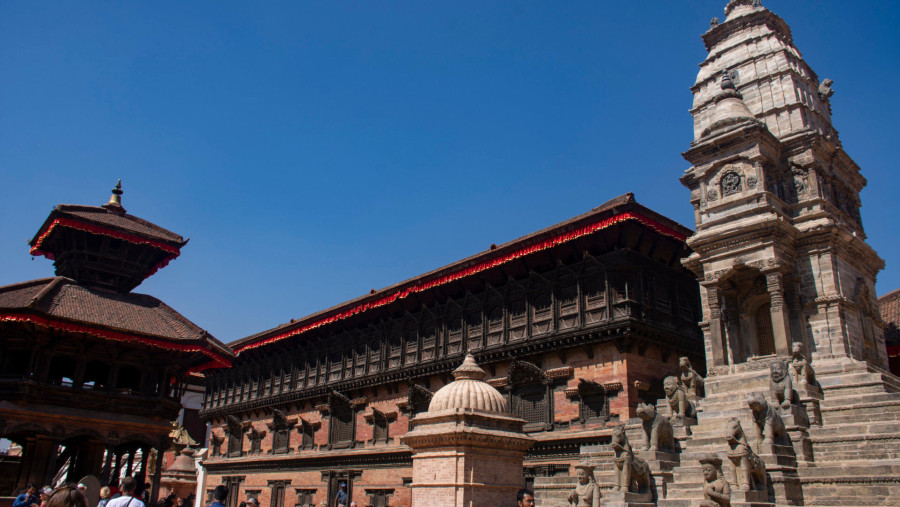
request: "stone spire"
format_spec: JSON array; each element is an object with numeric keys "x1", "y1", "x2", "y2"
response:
[{"x1": 690, "y1": 0, "x2": 837, "y2": 143}]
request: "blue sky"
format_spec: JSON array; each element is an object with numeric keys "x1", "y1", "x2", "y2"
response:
[{"x1": 2, "y1": 1, "x2": 898, "y2": 343}]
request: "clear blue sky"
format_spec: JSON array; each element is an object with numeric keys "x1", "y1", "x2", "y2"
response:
[{"x1": 2, "y1": 1, "x2": 898, "y2": 344}]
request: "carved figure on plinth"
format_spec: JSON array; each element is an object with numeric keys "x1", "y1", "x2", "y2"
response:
[
  {"x1": 725, "y1": 418, "x2": 767, "y2": 492},
  {"x1": 769, "y1": 360, "x2": 795, "y2": 410},
  {"x1": 678, "y1": 356, "x2": 705, "y2": 398},
  {"x1": 664, "y1": 376, "x2": 696, "y2": 420},
  {"x1": 747, "y1": 393, "x2": 786, "y2": 447},
  {"x1": 698, "y1": 454, "x2": 731, "y2": 507},
  {"x1": 636, "y1": 402, "x2": 674, "y2": 452},
  {"x1": 611, "y1": 425, "x2": 651, "y2": 493},
  {"x1": 567, "y1": 462, "x2": 601, "y2": 507},
  {"x1": 790, "y1": 343, "x2": 816, "y2": 386}
]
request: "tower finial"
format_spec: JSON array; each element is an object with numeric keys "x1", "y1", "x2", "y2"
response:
[{"x1": 104, "y1": 179, "x2": 126, "y2": 213}]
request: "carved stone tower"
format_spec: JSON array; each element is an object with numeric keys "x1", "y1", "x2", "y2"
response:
[{"x1": 680, "y1": 0, "x2": 887, "y2": 372}]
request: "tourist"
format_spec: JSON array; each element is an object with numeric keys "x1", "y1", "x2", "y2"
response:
[
  {"x1": 245, "y1": 499, "x2": 258, "y2": 507},
  {"x1": 105, "y1": 477, "x2": 144, "y2": 507},
  {"x1": 516, "y1": 489, "x2": 535, "y2": 507},
  {"x1": 39, "y1": 487, "x2": 54, "y2": 507},
  {"x1": 334, "y1": 484, "x2": 348, "y2": 507},
  {"x1": 47, "y1": 486, "x2": 87, "y2": 507},
  {"x1": 108, "y1": 479, "x2": 121, "y2": 500},
  {"x1": 206, "y1": 486, "x2": 227, "y2": 507},
  {"x1": 97, "y1": 488, "x2": 111, "y2": 507},
  {"x1": 13, "y1": 484, "x2": 40, "y2": 507}
]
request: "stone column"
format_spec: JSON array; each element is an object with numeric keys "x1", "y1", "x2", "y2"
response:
[
  {"x1": 704, "y1": 284, "x2": 726, "y2": 367},
  {"x1": 401, "y1": 354, "x2": 534, "y2": 507},
  {"x1": 766, "y1": 272, "x2": 791, "y2": 356}
]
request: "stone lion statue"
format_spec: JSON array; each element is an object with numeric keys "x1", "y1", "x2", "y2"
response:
[
  {"x1": 790, "y1": 342, "x2": 816, "y2": 386},
  {"x1": 664, "y1": 375, "x2": 696, "y2": 420},
  {"x1": 769, "y1": 359, "x2": 795, "y2": 410},
  {"x1": 636, "y1": 401, "x2": 674, "y2": 453},
  {"x1": 747, "y1": 392, "x2": 787, "y2": 446},
  {"x1": 725, "y1": 418, "x2": 767, "y2": 492},
  {"x1": 610, "y1": 425, "x2": 651, "y2": 493},
  {"x1": 678, "y1": 356, "x2": 705, "y2": 397}
]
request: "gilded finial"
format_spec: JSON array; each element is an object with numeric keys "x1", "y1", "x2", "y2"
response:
[{"x1": 104, "y1": 179, "x2": 126, "y2": 213}]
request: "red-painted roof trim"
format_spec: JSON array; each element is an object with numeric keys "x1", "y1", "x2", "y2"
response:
[
  {"x1": 30, "y1": 217, "x2": 180, "y2": 279},
  {"x1": 234, "y1": 210, "x2": 686, "y2": 353},
  {"x1": 0, "y1": 312, "x2": 232, "y2": 370}
]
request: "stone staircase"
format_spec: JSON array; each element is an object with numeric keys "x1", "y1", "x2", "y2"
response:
[{"x1": 535, "y1": 358, "x2": 900, "y2": 506}]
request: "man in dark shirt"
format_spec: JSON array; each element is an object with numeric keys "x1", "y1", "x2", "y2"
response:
[
  {"x1": 334, "y1": 483, "x2": 347, "y2": 507},
  {"x1": 13, "y1": 485, "x2": 39, "y2": 507},
  {"x1": 207, "y1": 486, "x2": 228, "y2": 507}
]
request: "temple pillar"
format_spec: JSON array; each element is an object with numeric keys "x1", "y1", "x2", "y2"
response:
[
  {"x1": 124, "y1": 448, "x2": 135, "y2": 476},
  {"x1": 100, "y1": 445, "x2": 114, "y2": 484},
  {"x1": 150, "y1": 440, "x2": 165, "y2": 505},
  {"x1": 767, "y1": 272, "x2": 791, "y2": 356},
  {"x1": 16, "y1": 435, "x2": 56, "y2": 490},
  {"x1": 704, "y1": 285, "x2": 726, "y2": 367}
]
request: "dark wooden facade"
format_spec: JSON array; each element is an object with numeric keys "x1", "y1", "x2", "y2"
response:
[{"x1": 200, "y1": 194, "x2": 704, "y2": 507}]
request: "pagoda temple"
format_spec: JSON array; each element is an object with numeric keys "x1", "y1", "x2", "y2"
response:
[{"x1": 0, "y1": 182, "x2": 232, "y2": 499}]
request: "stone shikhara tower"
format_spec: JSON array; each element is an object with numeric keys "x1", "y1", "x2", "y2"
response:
[{"x1": 680, "y1": 0, "x2": 887, "y2": 372}]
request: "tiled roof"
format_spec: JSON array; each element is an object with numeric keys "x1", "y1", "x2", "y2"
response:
[
  {"x1": 0, "y1": 277, "x2": 232, "y2": 359},
  {"x1": 231, "y1": 193, "x2": 693, "y2": 352},
  {"x1": 30, "y1": 204, "x2": 186, "y2": 246},
  {"x1": 878, "y1": 287, "x2": 900, "y2": 347}
]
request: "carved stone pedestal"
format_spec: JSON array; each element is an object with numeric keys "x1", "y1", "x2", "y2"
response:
[
  {"x1": 730, "y1": 489, "x2": 773, "y2": 507},
  {"x1": 602, "y1": 490, "x2": 654, "y2": 507},
  {"x1": 793, "y1": 384, "x2": 823, "y2": 426},
  {"x1": 671, "y1": 416, "x2": 697, "y2": 439},
  {"x1": 778, "y1": 404, "x2": 814, "y2": 463},
  {"x1": 634, "y1": 450, "x2": 680, "y2": 501}
]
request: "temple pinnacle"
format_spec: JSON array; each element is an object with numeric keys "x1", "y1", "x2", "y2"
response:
[{"x1": 104, "y1": 179, "x2": 126, "y2": 213}]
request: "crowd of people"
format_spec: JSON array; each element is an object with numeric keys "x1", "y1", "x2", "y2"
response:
[{"x1": 12, "y1": 474, "x2": 196, "y2": 507}]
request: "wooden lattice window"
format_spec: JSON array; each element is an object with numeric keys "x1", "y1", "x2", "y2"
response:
[
  {"x1": 328, "y1": 393, "x2": 355, "y2": 448},
  {"x1": 225, "y1": 416, "x2": 244, "y2": 457},
  {"x1": 755, "y1": 303, "x2": 775, "y2": 356},
  {"x1": 373, "y1": 411, "x2": 388, "y2": 443},
  {"x1": 268, "y1": 409, "x2": 295, "y2": 455},
  {"x1": 268, "y1": 481, "x2": 290, "y2": 507},
  {"x1": 508, "y1": 360, "x2": 552, "y2": 432},
  {"x1": 294, "y1": 489, "x2": 316, "y2": 507},
  {"x1": 297, "y1": 418, "x2": 316, "y2": 450},
  {"x1": 365, "y1": 489, "x2": 394, "y2": 507}
]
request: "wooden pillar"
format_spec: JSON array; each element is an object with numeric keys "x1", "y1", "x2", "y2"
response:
[
  {"x1": 100, "y1": 445, "x2": 114, "y2": 484},
  {"x1": 124, "y1": 448, "x2": 135, "y2": 476},
  {"x1": 767, "y1": 272, "x2": 791, "y2": 356},
  {"x1": 149, "y1": 440, "x2": 165, "y2": 505}
]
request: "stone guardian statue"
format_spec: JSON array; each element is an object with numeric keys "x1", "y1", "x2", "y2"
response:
[
  {"x1": 610, "y1": 425, "x2": 651, "y2": 493},
  {"x1": 678, "y1": 356, "x2": 705, "y2": 397},
  {"x1": 567, "y1": 462, "x2": 601, "y2": 507},
  {"x1": 698, "y1": 454, "x2": 731, "y2": 506},
  {"x1": 790, "y1": 342, "x2": 816, "y2": 386},
  {"x1": 769, "y1": 359, "x2": 795, "y2": 410},
  {"x1": 724, "y1": 418, "x2": 767, "y2": 492},
  {"x1": 664, "y1": 375, "x2": 696, "y2": 420}
]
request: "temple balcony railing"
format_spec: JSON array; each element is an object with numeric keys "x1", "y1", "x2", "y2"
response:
[{"x1": 0, "y1": 377, "x2": 181, "y2": 420}]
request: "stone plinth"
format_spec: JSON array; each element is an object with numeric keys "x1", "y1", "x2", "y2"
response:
[
  {"x1": 401, "y1": 354, "x2": 534, "y2": 507},
  {"x1": 159, "y1": 448, "x2": 199, "y2": 499},
  {"x1": 602, "y1": 490, "x2": 654, "y2": 507}
]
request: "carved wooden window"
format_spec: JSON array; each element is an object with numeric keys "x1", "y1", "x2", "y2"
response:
[
  {"x1": 328, "y1": 393, "x2": 355, "y2": 448},
  {"x1": 389, "y1": 325, "x2": 403, "y2": 368},
  {"x1": 677, "y1": 283, "x2": 696, "y2": 321},
  {"x1": 407, "y1": 384, "x2": 433, "y2": 419},
  {"x1": 268, "y1": 480, "x2": 290, "y2": 507},
  {"x1": 508, "y1": 287, "x2": 527, "y2": 342},
  {"x1": 222, "y1": 477, "x2": 244, "y2": 507},
  {"x1": 466, "y1": 300, "x2": 483, "y2": 350},
  {"x1": 530, "y1": 285, "x2": 553, "y2": 336},
  {"x1": 365, "y1": 489, "x2": 394, "y2": 507},
  {"x1": 268, "y1": 409, "x2": 295, "y2": 455},
  {"x1": 485, "y1": 295, "x2": 504, "y2": 346},
  {"x1": 557, "y1": 280, "x2": 579, "y2": 330},
  {"x1": 297, "y1": 419, "x2": 316, "y2": 450},
  {"x1": 404, "y1": 326, "x2": 419, "y2": 365},
  {"x1": 446, "y1": 314, "x2": 463, "y2": 355},
  {"x1": 654, "y1": 278, "x2": 672, "y2": 314},
  {"x1": 248, "y1": 427, "x2": 265, "y2": 455},
  {"x1": 508, "y1": 361, "x2": 552, "y2": 432},
  {"x1": 225, "y1": 416, "x2": 244, "y2": 457},
  {"x1": 755, "y1": 303, "x2": 775, "y2": 356},
  {"x1": 354, "y1": 343, "x2": 367, "y2": 377},
  {"x1": 367, "y1": 333, "x2": 381, "y2": 373},
  {"x1": 329, "y1": 350, "x2": 343, "y2": 382},
  {"x1": 420, "y1": 321, "x2": 436, "y2": 361},
  {"x1": 582, "y1": 275, "x2": 607, "y2": 324},
  {"x1": 576, "y1": 380, "x2": 609, "y2": 423},
  {"x1": 372, "y1": 410, "x2": 389, "y2": 443},
  {"x1": 294, "y1": 489, "x2": 316, "y2": 507}
]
